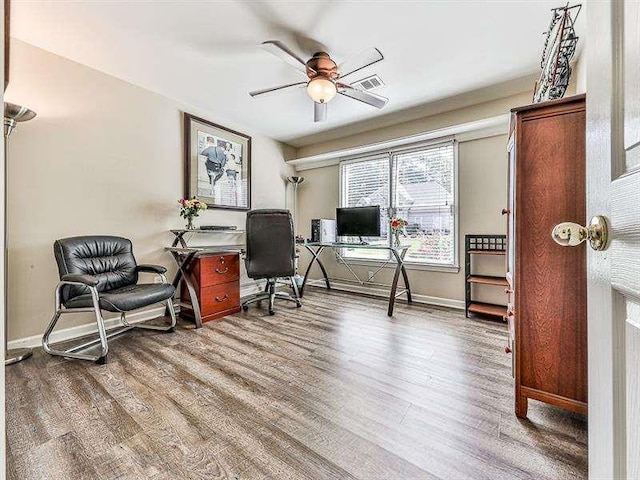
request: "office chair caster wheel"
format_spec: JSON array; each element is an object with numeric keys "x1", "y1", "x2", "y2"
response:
[
  {"x1": 242, "y1": 305, "x2": 249, "y2": 311},
  {"x1": 296, "y1": 302, "x2": 302, "y2": 308},
  {"x1": 95, "y1": 355, "x2": 108, "y2": 365},
  {"x1": 269, "y1": 309, "x2": 275, "y2": 316}
]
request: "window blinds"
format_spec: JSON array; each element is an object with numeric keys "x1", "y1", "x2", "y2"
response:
[
  {"x1": 392, "y1": 143, "x2": 455, "y2": 265},
  {"x1": 340, "y1": 141, "x2": 456, "y2": 266}
]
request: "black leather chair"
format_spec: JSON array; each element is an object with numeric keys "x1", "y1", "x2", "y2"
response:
[
  {"x1": 242, "y1": 209, "x2": 301, "y2": 315},
  {"x1": 42, "y1": 236, "x2": 177, "y2": 363}
]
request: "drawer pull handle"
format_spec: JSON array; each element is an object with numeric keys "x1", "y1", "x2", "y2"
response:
[
  {"x1": 501, "y1": 208, "x2": 510, "y2": 215},
  {"x1": 215, "y1": 294, "x2": 229, "y2": 302},
  {"x1": 215, "y1": 267, "x2": 229, "y2": 274},
  {"x1": 504, "y1": 288, "x2": 513, "y2": 294}
]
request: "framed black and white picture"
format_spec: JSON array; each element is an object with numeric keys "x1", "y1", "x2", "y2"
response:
[{"x1": 184, "y1": 112, "x2": 251, "y2": 210}]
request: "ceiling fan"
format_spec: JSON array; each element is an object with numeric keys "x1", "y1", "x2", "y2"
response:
[{"x1": 249, "y1": 40, "x2": 388, "y2": 122}]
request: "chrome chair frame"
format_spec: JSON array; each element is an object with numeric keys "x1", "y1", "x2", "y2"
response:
[
  {"x1": 42, "y1": 271, "x2": 177, "y2": 364},
  {"x1": 242, "y1": 276, "x2": 301, "y2": 316}
]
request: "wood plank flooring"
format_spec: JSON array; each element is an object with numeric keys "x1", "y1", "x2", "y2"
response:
[{"x1": 5, "y1": 289, "x2": 587, "y2": 479}]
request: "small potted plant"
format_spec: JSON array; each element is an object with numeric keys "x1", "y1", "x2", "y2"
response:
[
  {"x1": 178, "y1": 197, "x2": 207, "y2": 230},
  {"x1": 389, "y1": 217, "x2": 408, "y2": 247}
]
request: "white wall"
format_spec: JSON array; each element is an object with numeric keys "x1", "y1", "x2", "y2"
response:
[
  {"x1": 575, "y1": 49, "x2": 587, "y2": 94},
  {"x1": 5, "y1": 40, "x2": 294, "y2": 342}
]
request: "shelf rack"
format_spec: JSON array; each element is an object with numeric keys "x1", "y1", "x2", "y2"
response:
[{"x1": 465, "y1": 234, "x2": 508, "y2": 319}]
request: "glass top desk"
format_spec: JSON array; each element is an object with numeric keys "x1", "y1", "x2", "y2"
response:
[{"x1": 299, "y1": 242, "x2": 412, "y2": 316}]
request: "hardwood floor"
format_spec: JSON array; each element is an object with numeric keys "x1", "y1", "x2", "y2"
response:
[{"x1": 5, "y1": 289, "x2": 587, "y2": 479}]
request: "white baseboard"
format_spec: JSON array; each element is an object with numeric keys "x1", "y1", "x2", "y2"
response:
[
  {"x1": 8, "y1": 279, "x2": 265, "y2": 350},
  {"x1": 304, "y1": 279, "x2": 465, "y2": 310},
  {"x1": 9, "y1": 280, "x2": 461, "y2": 350},
  {"x1": 7, "y1": 305, "x2": 172, "y2": 350}
]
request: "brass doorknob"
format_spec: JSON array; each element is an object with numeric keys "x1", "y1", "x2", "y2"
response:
[{"x1": 552, "y1": 215, "x2": 609, "y2": 251}]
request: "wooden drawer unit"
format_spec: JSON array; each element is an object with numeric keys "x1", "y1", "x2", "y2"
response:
[
  {"x1": 180, "y1": 252, "x2": 241, "y2": 323},
  {"x1": 197, "y1": 254, "x2": 239, "y2": 287},
  {"x1": 200, "y1": 283, "x2": 241, "y2": 317}
]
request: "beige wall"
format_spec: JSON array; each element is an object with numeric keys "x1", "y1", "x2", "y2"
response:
[
  {"x1": 288, "y1": 74, "x2": 539, "y2": 151},
  {"x1": 294, "y1": 91, "x2": 532, "y2": 160},
  {"x1": 5, "y1": 40, "x2": 294, "y2": 341},
  {"x1": 297, "y1": 134, "x2": 510, "y2": 306}
]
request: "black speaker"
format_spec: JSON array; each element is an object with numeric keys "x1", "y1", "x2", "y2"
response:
[{"x1": 311, "y1": 219, "x2": 321, "y2": 242}]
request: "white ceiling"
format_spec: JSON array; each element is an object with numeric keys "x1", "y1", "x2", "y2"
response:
[{"x1": 10, "y1": 1, "x2": 585, "y2": 145}]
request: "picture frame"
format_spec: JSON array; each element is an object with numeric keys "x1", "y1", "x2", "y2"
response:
[{"x1": 184, "y1": 112, "x2": 251, "y2": 211}]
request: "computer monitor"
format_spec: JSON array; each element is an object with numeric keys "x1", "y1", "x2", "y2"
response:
[{"x1": 336, "y1": 206, "x2": 381, "y2": 237}]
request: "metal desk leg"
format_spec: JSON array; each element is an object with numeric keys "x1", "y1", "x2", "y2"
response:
[
  {"x1": 401, "y1": 261, "x2": 412, "y2": 304},
  {"x1": 300, "y1": 246, "x2": 330, "y2": 297},
  {"x1": 168, "y1": 250, "x2": 203, "y2": 328},
  {"x1": 388, "y1": 249, "x2": 410, "y2": 316},
  {"x1": 171, "y1": 231, "x2": 188, "y2": 248}
]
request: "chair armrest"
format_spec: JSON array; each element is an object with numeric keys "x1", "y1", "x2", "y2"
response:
[
  {"x1": 136, "y1": 264, "x2": 167, "y2": 274},
  {"x1": 61, "y1": 273, "x2": 100, "y2": 286}
]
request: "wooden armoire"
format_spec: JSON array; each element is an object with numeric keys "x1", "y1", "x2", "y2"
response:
[{"x1": 505, "y1": 94, "x2": 587, "y2": 418}]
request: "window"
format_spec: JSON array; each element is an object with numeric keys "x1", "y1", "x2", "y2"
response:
[
  {"x1": 340, "y1": 155, "x2": 390, "y2": 261},
  {"x1": 339, "y1": 141, "x2": 457, "y2": 267}
]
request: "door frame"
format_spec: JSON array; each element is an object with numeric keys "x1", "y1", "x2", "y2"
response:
[
  {"x1": 0, "y1": 0, "x2": 7, "y2": 475},
  {"x1": 586, "y1": 1, "x2": 629, "y2": 477}
]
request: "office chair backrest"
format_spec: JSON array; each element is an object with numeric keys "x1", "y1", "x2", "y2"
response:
[
  {"x1": 54, "y1": 235, "x2": 138, "y2": 302},
  {"x1": 245, "y1": 209, "x2": 295, "y2": 279}
]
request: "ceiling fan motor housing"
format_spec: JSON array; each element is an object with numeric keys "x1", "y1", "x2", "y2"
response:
[{"x1": 306, "y1": 52, "x2": 339, "y2": 80}]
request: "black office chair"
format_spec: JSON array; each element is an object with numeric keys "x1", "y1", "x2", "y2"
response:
[
  {"x1": 242, "y1": 209, "x2": 301, "y2": 315},
  {"x1": 42, "y1": 236, "x2": 177, "y2": 363}
]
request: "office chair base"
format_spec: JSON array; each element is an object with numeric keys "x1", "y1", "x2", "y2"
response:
[
  {"x1": 242, "y1": 277, "x2": 301, "y2": 315},
  {"x1": 42, "y1": 281, "x2": 177, "y2": 363}
]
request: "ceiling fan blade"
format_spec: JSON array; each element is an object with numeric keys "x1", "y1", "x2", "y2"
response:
[
  {"x1": 249, "y1": 81, "x2": 307, "y2": 97},
  {"x1": 314, "y1": 102, "x2": 328, "y2": 123},
  {"x1": 339, "y1": 47, "x2": 384, "y2": 79},
  {"x1": 337, "y1": 84, "x2": 388, "y2": 109},
  {"x1": 261, "y1": 40, "x2": 312, "y2": 74}
]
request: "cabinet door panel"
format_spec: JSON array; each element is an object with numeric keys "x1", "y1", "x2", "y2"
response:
[{"x1": 517, "y1": 109, "x2": 587, "y2": 402}]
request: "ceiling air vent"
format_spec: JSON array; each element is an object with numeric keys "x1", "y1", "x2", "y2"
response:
[{"x1": 350, "y1": 74, "x2": 385, "y2": 91}]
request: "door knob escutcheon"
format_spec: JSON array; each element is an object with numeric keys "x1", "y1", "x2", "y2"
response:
[{"x1": 552, "y1": 215, "x2": 609, "y2": 251}]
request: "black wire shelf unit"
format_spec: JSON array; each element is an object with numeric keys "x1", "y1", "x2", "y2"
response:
[{"x1": 465, "y1": 234, "x2": 508, "y2": 319}]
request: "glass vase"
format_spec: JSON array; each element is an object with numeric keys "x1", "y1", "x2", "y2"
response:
[
  {"x1": 186, "y1": 217, "x2": 196, "y2": 230},
  {"x1": 393, "y1": 231, "x2": 401, "y2": 247}
]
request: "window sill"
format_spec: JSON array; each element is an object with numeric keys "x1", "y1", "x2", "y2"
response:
[{"x1": 337, "y1": 257, "x2": 460, "y2": 274}]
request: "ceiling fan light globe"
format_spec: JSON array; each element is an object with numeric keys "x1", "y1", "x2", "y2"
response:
[{"x1": 307, "y1": 78, "x2": 337, "y2": 104}]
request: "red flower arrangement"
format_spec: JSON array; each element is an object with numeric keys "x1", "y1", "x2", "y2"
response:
[{"x1": 389, "y1": 217, "x2": 408, "y2": 234}]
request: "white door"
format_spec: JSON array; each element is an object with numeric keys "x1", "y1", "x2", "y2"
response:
[{"x1": 585, "y1": 1, "x2": 640, "y2": 478}]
